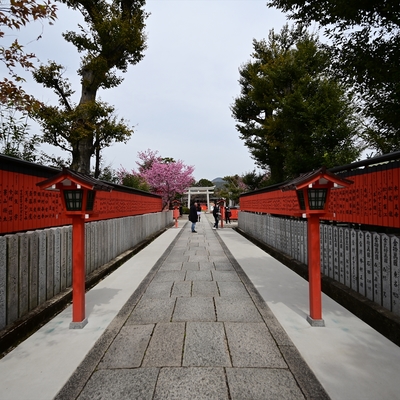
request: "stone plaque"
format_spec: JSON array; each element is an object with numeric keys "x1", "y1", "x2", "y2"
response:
[
  {"x1": 18, "y1": 233, "x2": 29, "y2": 316},
  {"x1": 390, "y1": 235, "x2": 400, "y2": 316},
  {"x1": 0, "y1": 236, "x2": 6, "y2": 329},
  {"x1": 371, "y1": 233, "x2": 380, "y2": 305},
  {"x1": 381, "y1": 233, "x2": 392, "y2": 310},
  {"x1": 290, "y1": 220, "x2": 295, "y2": 259},
  {"x1": 333, "y1": 226, "x2": 339, "y2": 281},
  {"x1": 327, "y1": 225, "x2": 333, "y2": 278},
  {"x1": 53, "y1": 228, "x2": 61, "y2": 295},
  {"x1": 350, "y1": 229, "x2": 358, "y2": 291},
  {"x1": 338, "y1": 227, "x2": 345, "y2": 284},
  {"x1": 293, "y1": 220, "x2": 299, "y2": 260},
  {"x1": 38, "y1": 230, "x2": 47, "y2": 304},
  {"x1": 298, "y1": 220, "x2": 304, "y2": 263},
  {"x1": 365, "y1": 232, "x2": 373, "y2": 301},
  {"x1": 7, "y1": 235, "x2": 19, "y2": 324},
  {"x1": 84, "y1": 223, "x2": 90, "y2": 274},
  {"x1": 67, "y1": 227, "x2": 72, "y2": 287},
  {"x1": 322, "y1": 224, "x2": 329, "y2": 276},
  {"x1": 28, "y1": 231, "x2": 39, "y2": 309},
  {"x1": 358, "y1": 231, "x2": 365, "y2": 296},
  {"x1": 92, "y1": 221, "x2": 98, "y2": 272},
  {"x1": 285, "y1": 219, "x2": 291, "y2": 257},
  {"x1": 46, "y1": 229, "x2": 54, "y2": 299},
  {"x1": 297, "y1": 220, "x2": 302, "y2": 262},
  {"x1": 337, "y1": 227, "x2": 344, "y2": 284},
  {"x1": 279, "y1": 218, "x2": 284, "y2": 252},
  {"x1": 60, "y1": 227, "x2": 67, "y2": 291},
  {"x1": 344, "y1": 228, "x2": 351, "y2": 287}
]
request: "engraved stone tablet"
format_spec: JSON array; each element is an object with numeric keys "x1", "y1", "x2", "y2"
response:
[
  {"x1": 350, "y1": 229, "x2": 358, "y2": 291},
  {"x1": 373, "y1": 233, "x2": 382, "y2": 306},
  {"x1": 358, "y1": 231, "x2": 365, "y2": 296},
  {"x1": 333, "y1": 226, "x2": 339, "y2": 281},
  {"x1": 390, "y1": 235, "x2": 400, "y2": 316},
  {"x1": 344, "y1": 228, "x2": 351, "y2": 287},
  {"x1": 0, "y1": 236, "x2": 6, "y2": 329},
  {"x1": 381, "y1": 234, "x2": 392, "y2": 310},
  {"x1": 338, "y1": 227, "x2": 345, "y2": 284}
]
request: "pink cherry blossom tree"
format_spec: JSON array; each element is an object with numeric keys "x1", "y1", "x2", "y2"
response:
[
  {"x1": 136, "y1": 149, "x2": 162, "y2": 173},
  {"x1": 117, "y1": 149, "x2": 195, "y2": 209},
  {"x1": 142, "y1": 158, "x2": 195, "y2": 209}
]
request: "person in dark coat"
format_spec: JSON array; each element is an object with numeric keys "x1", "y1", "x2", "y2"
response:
[
  {"x1": 212, "y1": 201, "x2": 220, "y2": 229},
  {"x1": 189, "y1": 201, "x2": 198, "y2": 233},
  {"x1": 225, "y1": 206, "x2": 231, "y2": 224}
]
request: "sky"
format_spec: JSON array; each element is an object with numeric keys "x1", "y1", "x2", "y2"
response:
[{"x1": 6, "y1": 0, "x2": 291, "y2": 182}]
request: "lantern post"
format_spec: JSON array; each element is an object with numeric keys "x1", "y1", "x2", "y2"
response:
[
  {"x1": 37, "y1": 168, "x2": 112, "y2": 328},
  {"x1": 281, "y1": 167, "x2": 352, "y2": 326}
]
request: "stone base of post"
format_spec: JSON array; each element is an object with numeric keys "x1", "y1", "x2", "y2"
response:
[
  {"x1": 69, "y1": 318, "x2": 88, "y2": 329},
  {"x1": 307, "y1": 315, "x2": 325, "y2": 327}
]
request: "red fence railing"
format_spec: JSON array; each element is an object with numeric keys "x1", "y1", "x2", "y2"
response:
[{"x1": 0, "y1": 156, "x2": 163, "y2": 235}]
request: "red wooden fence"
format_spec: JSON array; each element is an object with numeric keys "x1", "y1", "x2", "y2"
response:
[
  {"x1": 0, "y1": 156, "x2": 163, "y2": 235},
  {"x1": 240, "y1": 158, "x2": 400, "y2": 229}
]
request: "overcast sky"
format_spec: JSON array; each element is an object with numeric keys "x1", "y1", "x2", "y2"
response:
[{"x1": 10, "y1": 0, "x2": 291, "y2": 181}]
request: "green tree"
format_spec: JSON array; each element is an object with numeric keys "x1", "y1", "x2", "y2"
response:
[
  {"x1": 231, "y1": 24, "x2": 361, "y2": 183},
  {"x1": 0, "y1": 104, "x2": 40, "y2": 161},
  {"x1": 267, "y1": 0, "x2": 400, "y2": 153},
  {"x1": 218, "y1": 175, "x2": 247, "y2": 205},
  {"x1": 0, "y1": 104, "x2": 70, "y2": 167},
  {"x1": 194, "y1": 178, "x2": 214, "y2": 187},
  {"x1": 0, "y1": 0, "x2": 57, "y2": 110},
  {"x1": 32, "y1": 0, "x2": 148, "y2": 175},
  {"x1": 242, "y1": 169, "x2": 269, "y2": 191},
  {"x1": 120, "y1": 173, "x2": 150, "y2": 191}
]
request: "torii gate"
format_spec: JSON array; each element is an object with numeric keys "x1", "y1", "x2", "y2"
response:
[{"x1": 186, "y1": 186, "x2": 215, "y2": 211}]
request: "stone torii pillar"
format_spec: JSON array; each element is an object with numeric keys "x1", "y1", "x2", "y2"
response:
[{"x1": 185, "y1": 186, "x2": 215, "y2": 210}]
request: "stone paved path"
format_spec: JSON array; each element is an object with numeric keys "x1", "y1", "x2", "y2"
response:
[{"x1": 55, "y1": 217, "x2": 329, "y2": 400}]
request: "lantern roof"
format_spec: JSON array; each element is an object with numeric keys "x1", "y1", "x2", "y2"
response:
[
  {"x1": 280, "y1": 167, "x2": 353, "y2": 192},
  {"x1": 37, "y1": 168, "x2": 113, "y2": 192}
]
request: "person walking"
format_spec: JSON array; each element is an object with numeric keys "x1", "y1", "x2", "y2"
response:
[
  {"x1": 189, "y1": 201, "x2": 198, "y2": 233},
  {"x1": 225, "y1": 206, "x2": 231, "y2": 224},
  {"x1": 212, "y1": 201, "x2": 220, "y2": 229}
]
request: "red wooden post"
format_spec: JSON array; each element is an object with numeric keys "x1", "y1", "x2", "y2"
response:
[
  {"x1": 307, "y1": 214, "x2": 324, "y2": 326},
  {"x1": 70, "y1": 215, "x2": 87, "y2": 328}
]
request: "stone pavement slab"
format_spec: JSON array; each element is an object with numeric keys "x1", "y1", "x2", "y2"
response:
[
  {"x1": 126, "y1": 298, "x2": 175, "y2": 324},
  {"x1": 215, "y1": 297, "x2": 264, "y2": 322},
  {"x1": 226, "y1": 368, "x2": 305, "y2": 400},
  {"x1": 143, "y1": 322, "x2": 185, "y2": 367},
  {"x1": 183, "y1": 322, "x2": 231, "y2": 367},
  {"x1": 153, "y1": 367, "x2": 229, "y2": 400},
  {"x1": 98, "y1": 324, "x2": 154, "y2": 369},
  {"x1": 173, "y1": 297, "x2": 216, "y2": 321},
  {"x1": 77, "y1": 368, "x2": 159, "y2": 400},
  {"x1": 225, "y1": 322, "x2": 287, "y2": 368}
]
